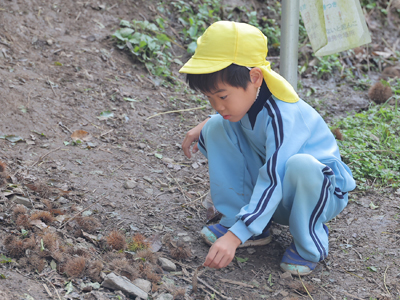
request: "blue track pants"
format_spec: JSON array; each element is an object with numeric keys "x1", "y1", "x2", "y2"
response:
[{"x1": 198, "y1": 116, "x2": 348, "y2": 262}]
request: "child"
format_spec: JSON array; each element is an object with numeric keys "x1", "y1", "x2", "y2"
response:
[{"x1": 180, "y1": 21, "x2": 356, "y2": 275}]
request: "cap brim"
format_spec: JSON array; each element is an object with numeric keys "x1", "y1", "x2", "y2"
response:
[{"x1": 179, "y1": 57, "x2": 232, "y2": 74}]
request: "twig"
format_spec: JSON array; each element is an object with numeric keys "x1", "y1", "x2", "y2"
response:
[
  {"x1": 219, "y1": 278, "x2": 255, "y2": 288},
  {"x1": 342, "y1": 291, "x2": 364, "y2": 300},
  {"x1": 47, "y1": 77, "x2": 57, "y2": 97},
  {"x1": 166, "y1": 170, "x2": 190, "y2": 203},
  {"x1": 111, "y1": 164, "x2": 124, "y2": 173},
  {"x1": 147, "y1": 105, "x2": 207, "y2": 119},
  {"x1": 339, "y1": 264, "x2": 365, "y2": 280},
  {"x1": 107, "y1": 3, "x2": 118, "y2": 10},
  {"x1": 59, "y1": 202, "x2": 96, "y2": 228},
  {"x1": 75, "y1": 11, "x2": 81, "y2": 21},
  {"x1": 317, "y1": 283, "x2": 336, "y2": 300},
  {"x1": 100, "y1": 129, "x2": 113, "y2": 137},
  {"x1": 32, "y1": 146, "x2": 62, "y2": 167},
  {"x1": 58, "y1": 122, "x2": 73, "y2": 134},
  {"x1": 43, "y1": 277, "x2": 61, "y2": 300},
  {"x1": 42, "y1": 283, "x2": 53, "y2": 297},
  {"x1": 164, "y1": 192, "x2": 208, "y2": 213},
  {"x1": 73, "y1": 108, "x2": 101, "y2": 129},
  {"x1": 297, "y1": 271, "x2": 314, "y2": 300},
  {"x1": 198, "y1": 277, "x2": 228, "y2": 299},
  {"x1": 383, "y1": 265, "x2": 391, "y2": 296}
]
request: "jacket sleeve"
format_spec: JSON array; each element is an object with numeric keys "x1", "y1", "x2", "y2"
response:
[{"x1": 229, "y1": 97, "x2": 311, "y2": 243}]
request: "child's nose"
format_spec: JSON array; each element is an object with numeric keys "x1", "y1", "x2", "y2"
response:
[{"x1": 214, "y1": 100, "x2": 225, "y2": 112}]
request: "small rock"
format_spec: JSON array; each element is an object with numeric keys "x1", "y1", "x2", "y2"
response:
[
  {"x1": 9, "y1": 195, "x2": 32, "y2": 208},
  {"x1": 279, "y1": 272, "x2": 292, "y2": 279},
  {"x1": 58, "y1": 197, "x2": 68, "y2": 204},
  {"x1": 158, "y1": 257, "x2": 176, "y2": 271},
  {"x1": 156, "y1": 294, "x2": 173, "y2": 300},
  {"x1": 247, "y1": 248, "x2": 256, "y2": 254},
  {"x1": 47, "y1": 39, "x2": 53, "y2": 45},
  {"x1": 182, "y1": 236, "x2": 192, "y2": 242},
  {"x1": 143, "y1": 176, "x2": 153, "y2": 184},
  {"x1": 138, "y1": 143, "x2": 146, "y2": 149},
  {"x1": 124, "y1": 180, "x2": 137, "y2": 189},
  {"x1": 144, "y1": 188, "x2": 153, "y2": 195},
  {"x1": 101, "y1": 273, "x2": 148, "y2": 299},
  {"x1": 132, "y1": 279, "x2": 151, "y2": 293},
  {"x1": 191, "y1": 162, "x2": 199, "y2": 169}
]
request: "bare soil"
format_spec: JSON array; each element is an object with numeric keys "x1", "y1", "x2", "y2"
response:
[{"x1": 0, "y1": 1, "x2": 399, "y2": 299}]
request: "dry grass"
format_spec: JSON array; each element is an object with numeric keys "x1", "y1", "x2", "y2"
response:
[
  {"x1": 127, "y1": 233, "x2": 149, "y2": 252},
  {"x1": 64, "y1": 257, "x2": 86, "y2": 278},
  {"x1": 42, "y1": 232, "x2": 59, "y2": 251},
  {"x1": 86, "y1": 260, "x2": 103, "y2": 282},
  {"x1": 4, "y1": 235, "x2": 36, "y2": 258},
  {"x1": 0, "y1": 161, "x2": 9, "y2": 187},
  {"x1": 106, "y1": 230, "x2": 127, "y2": 251},
  {"x1": 16, "y1": 214, "x2": 31, "y2": 229},
  {"x1": 136, "y1": 249, "x2": 157, "y2": 264},
  {"x1": 12, "y1": 205, "x2": 27, "y2": 221},
  {"x1": 25, "y1": 181, "x2": 52, "y2": 198},
  {"x1": 140, "y1": 263, "x2": 161, "y2": 283},
  {"x1": 109, "y1": 258, "x2": 138, "y2": 281},
  {"x1": 169, "y1": 240, "x2": 192, "y2": 260},
  {"x1": 368, "y1": 81, "x2": 393, "y2": 104},
  {"x1": 30, "y1": 211, "x2": 54, "y2": 224},
  {"x1": 76, "y1": 216, "x2": 101, "y2": 233}
]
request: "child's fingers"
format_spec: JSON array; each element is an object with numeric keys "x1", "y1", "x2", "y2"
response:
[{"x1": 192, "y1": 142, "x2": 199, "y2": 153}]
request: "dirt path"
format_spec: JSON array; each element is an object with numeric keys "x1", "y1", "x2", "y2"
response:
[{"x1": 0, "y1": 1, "x2": 399, "y2": 299}]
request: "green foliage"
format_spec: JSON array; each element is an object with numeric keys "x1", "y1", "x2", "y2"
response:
[
  {"x1": 332, "y1": 103, "x2": 400, "y2": 189},
  {"x1": 312, "y1": 53, "x2": 343, "y2": 78},
  {"x1": 0, "y1": 254, "x2": 12, "y2": 264},
  {"x1": 113, "y1": 1, "x2": 283, "y2": 78},
  {"x1": 113, "y1": 19, "x2": 177, "y2": 77},
  {"x1": 171, "y1": 0, "x2": 222, "y2": 53}
]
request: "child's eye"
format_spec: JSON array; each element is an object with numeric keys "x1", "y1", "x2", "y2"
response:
[{"x1": 220, "y1": 95, "x2": 227, "y2": 100}]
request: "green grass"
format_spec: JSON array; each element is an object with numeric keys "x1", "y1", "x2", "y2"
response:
[{"x1": 332, "y1": 102, "x2": 400, "y2": 189}]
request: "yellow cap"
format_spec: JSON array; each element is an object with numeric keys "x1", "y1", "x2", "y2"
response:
[{"x1": 179, "y1": 21, "x2": 299, "y2": 103}]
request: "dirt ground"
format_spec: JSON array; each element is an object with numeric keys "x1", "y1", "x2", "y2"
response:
[{"x1": 0, "y1": 0, "x2": 399, "y2": 299}]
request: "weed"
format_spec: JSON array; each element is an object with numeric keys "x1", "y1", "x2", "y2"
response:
[
  {"x1": 30, "y1": 211, "x2": 54, "y2": 224},
  {"x1": 312, "y1": 53, "x2": 343, "y2": 79},
  {"x1": 127, "y1": 233, "x2": 150, "y2": 252},
  {"x1": 86, "y1": 260, "x2": 103, "y2": 282},
  {"x1": 12, "y1": 204, "x2": 27, "y2": 221},
  {"x1": 135, "y1": 249, "x2": 156, "y2": 264},
  {"x1": 331, "y1": 103, "x2": 400, "y2": 189},
  {"x1": 169, "y1": 240, "x2": 192, "y2": 260},
  {"x1": 106, "y1": 230, "x2": 127, "y2": 251},
  {"x1": 64, "y1": 257, "x2": 86, "y2": 278},
  {"x1": 0, "y1": 254, "x2": 12, "y2": 264},
  {"x1": 76, "y1": 216, "x2": 101, "y2": 233},
  {"x1": 113, "y1": 19, "x2": 176, "y2": 77}
]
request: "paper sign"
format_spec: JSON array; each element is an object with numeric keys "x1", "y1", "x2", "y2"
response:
[{"x1": 300, "y1": 0, "x2": 371, "y2": 56}]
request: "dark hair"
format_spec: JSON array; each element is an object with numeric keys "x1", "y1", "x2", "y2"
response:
[{"x1": 186, "y1": 64, "x2": 251, "y2": 93}]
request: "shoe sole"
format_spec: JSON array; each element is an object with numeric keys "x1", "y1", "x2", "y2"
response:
[
  {"x1": 279, "y1": 263, "x2": 313, "y2": 276},
  {"x1": 201, "y1": 231, "x2": 273, "y2": 248}
]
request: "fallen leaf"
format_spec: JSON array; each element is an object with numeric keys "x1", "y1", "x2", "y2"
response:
[
  {"x1": 97, "y1": 111, "x2": 114, "y2": 120},
  {"x1": 369, "y1": 202, "x2": 379, "y2": 210},
  {"x1": 71, "y1": 130, "x2": 91, "y2": 142},
  {"x1": 29, "y1": 219, "x2": 48, "y2": 230}
]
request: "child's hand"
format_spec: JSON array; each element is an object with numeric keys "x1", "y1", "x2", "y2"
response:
[
  {"x1": 182, "y1": 118, "x2": 210, "y2": 158},
  {"x1": 204, "y1": 231, "x2": 241, "y2": 269}
]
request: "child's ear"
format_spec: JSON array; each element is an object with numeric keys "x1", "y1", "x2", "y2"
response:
[{"x1": 249, "y1": 67, "x2": 263, "y2": 87}]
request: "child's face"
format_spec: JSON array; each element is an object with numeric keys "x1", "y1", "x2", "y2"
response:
[{"x1": 203, "y1": 81, "x2": 259, "y2": 123}]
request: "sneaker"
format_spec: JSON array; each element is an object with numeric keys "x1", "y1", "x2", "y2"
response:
[
  {"x1": 200, "y1": 223, "x2": 272, "y2": 248},
  {"x1": 280, "y1": 224, "x2": 329, "y2": 276}
]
